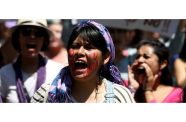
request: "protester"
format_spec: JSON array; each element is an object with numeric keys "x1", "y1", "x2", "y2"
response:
[
  {"x1": 44, "y1": 19, "x2": 68, "y2": 66},
  {"x1": 0, "y1": 19, "x2": 63, "y2": 103},
  {"x1": 31, "y1": 20, "x2": 135, "y2": 103},
  {"x1": 128, "y1": 40, "x2": 183, "y2": 102}
]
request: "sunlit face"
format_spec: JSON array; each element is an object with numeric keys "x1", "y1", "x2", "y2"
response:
[
  {"x1": 68, "y1": 36, "x2": 105, "y2": 82},
  {"x1": 134, "y1": 45, "x2": 161, "y2": 75},
  {"x1": 18, "y1": 26, "x2": 45, "y2": 58},
  {"x1": 49, "y1": 24, "x2": 63, "y2": 40},
  {"x1": 48, "y1": 24, "x2": 63, "y2": 48}
]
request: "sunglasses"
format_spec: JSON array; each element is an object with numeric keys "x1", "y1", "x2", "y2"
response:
[{"x1": 20, "y1": 26, "x2": 46, "y2": 38}]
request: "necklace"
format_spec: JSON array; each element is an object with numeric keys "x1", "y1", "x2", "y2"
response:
[{"x1": 95, "y1": 79, "x2": 106, "y2": 103}]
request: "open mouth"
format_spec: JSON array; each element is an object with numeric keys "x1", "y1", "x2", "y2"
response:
[
  {"x1": 26, "y1": 43, "x2": 36, "y2": 49},
  {"x1": 74, "y1": 60, "x2": 88, "y2": 69},
  {"x1": 137, "y1": 67, "x2": 145, "y2": 74}
]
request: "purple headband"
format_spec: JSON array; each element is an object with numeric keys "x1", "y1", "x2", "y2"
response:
[{"x1": 78, "y1": 20, "x2": 115, "y2": 63}]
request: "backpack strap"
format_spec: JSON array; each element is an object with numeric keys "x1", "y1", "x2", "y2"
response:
[{"x1": 104, "y1": 80, "x2": 115, "y2": 103}]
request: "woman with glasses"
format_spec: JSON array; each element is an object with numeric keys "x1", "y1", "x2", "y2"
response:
[{"x1": 0, "y1": 19, "x2": 64, "y2": 103}]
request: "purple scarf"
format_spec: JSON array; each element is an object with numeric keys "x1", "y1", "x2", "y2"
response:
[
  {"x1": 47, "y1": 20, "x2": 122, "y2": 103},
  {"x1": 47, "y1": 66, "x2": 73, "y2": 102},
  {"x1": 13, "y1": 54, "x2": 46, "y2": 103}
]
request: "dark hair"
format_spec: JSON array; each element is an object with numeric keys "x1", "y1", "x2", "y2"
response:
[
  {"x1": 183, "y1": 88, "x2": 186, "y2": 102},
  {"x1": 67, "y1": 23, "x2": 114, "y2": 82},
  {"x1": 67, "y1": 24, "x2": 108, "y2": 55},
  {"x1": 11, "y1": 25, "x2": 50, "y2": 52},
  {"x1": 135, "y1": 40, "x2": 173, "y2": 102},
  {"x1": 137, "y1": 40, "x2": 173, "y2": 85},
  {"x1": 179, "y1": 38, "x2": 186, "y2": 61}
]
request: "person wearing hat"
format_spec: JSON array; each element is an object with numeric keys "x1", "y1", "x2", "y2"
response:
[{"x1": 0, "y1": 19, "x2": 64, "y2": 103}]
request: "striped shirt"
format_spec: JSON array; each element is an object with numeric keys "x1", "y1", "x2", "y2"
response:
[{"x1": 31, "y1": 79, "x2": 135, "y2": 103}]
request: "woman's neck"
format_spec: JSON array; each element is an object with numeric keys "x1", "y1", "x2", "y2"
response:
[
  {"x1": 153, "y1": 75, "x2": 161, "y2": 90},
  {"x1": 71, "y1": 78, "x2": 106, "y2": 103},
  {"x1": 20, "y1": 56, "x2": 39, "y2": 73}
]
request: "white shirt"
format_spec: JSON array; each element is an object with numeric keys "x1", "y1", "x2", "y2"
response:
[
  {"x1": 0, "y1": 59, "x2": 64, "y2": 103},
  {"x1": 31, "y1": 79, "x2": 135, "y2": 103}
]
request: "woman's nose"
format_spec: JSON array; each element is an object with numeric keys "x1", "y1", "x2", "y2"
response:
[
  {"x1": 77, "y1": 46, "x2": 85, "y2": 56},
  {"x1": 138, "y1": 56, "x2": 145, "y2": 63}
]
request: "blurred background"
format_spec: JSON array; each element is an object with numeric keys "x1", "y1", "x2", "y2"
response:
[{"x1": 0, "y1": 19, "x2": 184, "y2": 84}]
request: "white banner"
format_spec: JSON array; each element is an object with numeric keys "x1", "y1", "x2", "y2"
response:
[{"x1": 92, "y1": 19, "x2": 179, "y2": 38}]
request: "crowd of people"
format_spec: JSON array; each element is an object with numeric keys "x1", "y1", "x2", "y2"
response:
[{"x1": 0, "y1": 19, "x2": 185, "y2": 103}]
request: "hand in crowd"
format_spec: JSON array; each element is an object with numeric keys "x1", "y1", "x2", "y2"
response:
[{"x1": 128, "y1": 62, "x2": 159, "y2": 92}]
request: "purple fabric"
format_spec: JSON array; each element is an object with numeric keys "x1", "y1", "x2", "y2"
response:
[
  {"x1": 36, "y1": 66, "x2": 46, "y2": 90},
  {"x1": 86, "y1": 21, "x2": 115, "y2": 62},
  {"x1": 47, "y1": 66, "x2": 73, "y2": 103},
  {"x1": 16, "y1": 78, "x2": 27, "y2": 103},
  {"x1": 13, "y1": 54, "x2": 46, "y2": 103},
  {"x1": 47, "y1": 20, "x2": 122, "y2": 103}
]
